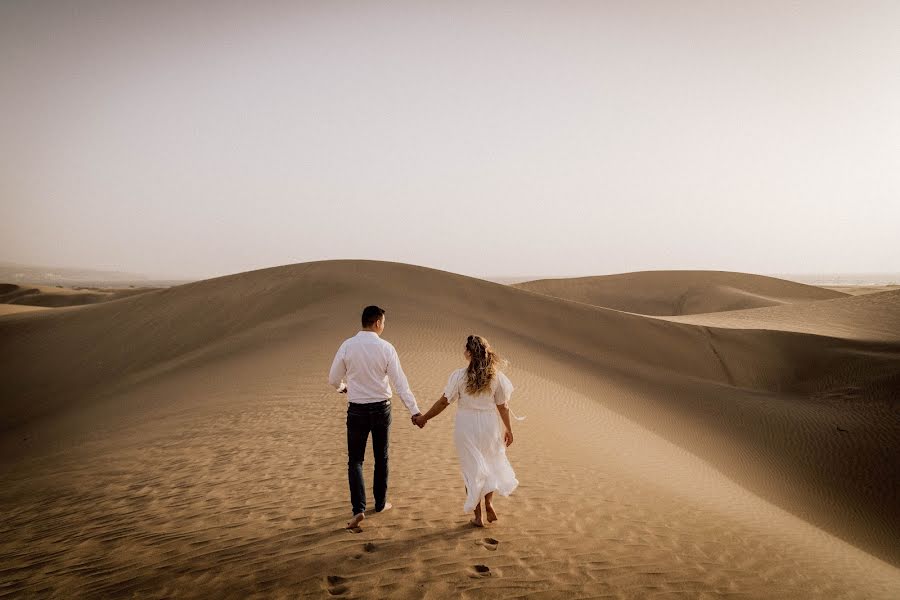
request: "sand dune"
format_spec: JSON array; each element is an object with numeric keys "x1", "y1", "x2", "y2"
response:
[
  {"x1": 0, "y1": 303, "x2": 51, "y2": 316},
  {"x1": 1, "y1": 261, "x2": 898, "y2": 598},
  {"x1": 515, "y1": 270, "x2": 847, "y2": 315},
  {"x1": 0, "y1": 282, "x2": 156, "y2": 308},
  {"x1": 825, "y1": 284, "x2": 900, "y2": 296},
  {"x1": 663, "y1": 288, "x2": 900, "y2": 342}
]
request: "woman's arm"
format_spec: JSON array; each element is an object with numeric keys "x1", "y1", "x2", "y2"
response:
[
  {"x1": 496, "y1": 403, "x2": 514, "y2": 446},
  {"x1": 414, "y1": 395, "x2": 450, "y2": 427}
]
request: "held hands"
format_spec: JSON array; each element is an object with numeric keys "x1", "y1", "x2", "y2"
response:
[{"x1": 411, "y1": 413, "x2": 428, "y2": 429}]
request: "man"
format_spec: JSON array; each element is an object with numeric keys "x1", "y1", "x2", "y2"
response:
[{"x1": 328, "y1": 305, "x2": 422, "y2": 529}]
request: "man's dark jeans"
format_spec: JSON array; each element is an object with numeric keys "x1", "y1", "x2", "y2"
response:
[{"x1": 347, "y1": 401, "x2": 392, "y2": 515}]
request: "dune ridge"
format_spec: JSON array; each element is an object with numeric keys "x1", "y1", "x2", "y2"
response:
[
  {"x1": 0, "y1": 304, "x2": 51, "y2": 316},
  {"x1": 1, "y1": 260, "x2": 898, "y2": 598},
  {"x1": 0, "y1": 282, "x2": 156, "y2": 308},
  {"x1": 515, "y1": 270, "x2": 847, "y2": 315},
  {"x1": 662, "y1": 288, "x2": 900, "y2": 342}
]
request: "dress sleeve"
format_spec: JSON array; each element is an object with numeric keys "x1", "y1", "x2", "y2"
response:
[
  {"x1": 443, "y1": 369, "x2": 463, "y2": 404},
  {"x1": 494, "y1": 372, "x2": 514, "y2": 405}
]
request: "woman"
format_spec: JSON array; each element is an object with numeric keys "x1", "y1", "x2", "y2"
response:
[{"x1": 415, "y1": 335, "x2": 519, "y2": 527}]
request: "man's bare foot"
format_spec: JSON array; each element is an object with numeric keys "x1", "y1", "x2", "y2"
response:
[
  {"x1": 347, "y1": 512, "x2": 365, "y2": 529},
  {"x1": 375, "y1": 502, "x2": 393, "y2": 513},
  {"x1": 485, "y1": 504, "x2": 498, "y2": 523}
]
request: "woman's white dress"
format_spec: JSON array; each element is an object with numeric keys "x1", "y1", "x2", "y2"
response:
[{"x1": 443, "y1": 368, "x2": 519, "y2": 513}]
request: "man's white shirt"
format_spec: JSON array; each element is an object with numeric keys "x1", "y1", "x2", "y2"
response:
[{"x1": 328, "y1": 331, "x2": 420, "y2": 415}]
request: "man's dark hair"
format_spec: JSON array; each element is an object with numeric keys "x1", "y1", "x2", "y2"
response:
[{"x1": 361, "y1": 305, "x2": 386, "y2": 328}]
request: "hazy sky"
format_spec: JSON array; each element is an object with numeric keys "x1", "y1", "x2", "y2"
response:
[{"x1": 2, "y1": 1, "x2": 898, "y2": 280}]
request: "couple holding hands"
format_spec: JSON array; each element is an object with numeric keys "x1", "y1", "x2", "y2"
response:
[{"x1": 328, "y1": 306, "x2": 520, "y2": 530}]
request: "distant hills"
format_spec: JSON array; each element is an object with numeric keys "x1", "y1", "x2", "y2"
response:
[{"x1": 0, "y1": 261, "x2": 191, "y2": 288}]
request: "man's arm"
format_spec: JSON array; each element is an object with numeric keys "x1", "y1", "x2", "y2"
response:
[
  {"x1": 328, "y1": 343, "x2": 347, "y2": 391},
  {"x1": 386, "y1": 346, "x2": 420, "y2": 416}
]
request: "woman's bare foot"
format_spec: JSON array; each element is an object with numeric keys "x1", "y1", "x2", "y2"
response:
[
  {"x1": 485, "y1": 504, "x2": 498, "y2": 523},
  {"x1": 347, "y1": 512, "x2": 365, "y2": 529},
  {"x1": 470, "y1": 506, "x2": 485, "y2": 527}
]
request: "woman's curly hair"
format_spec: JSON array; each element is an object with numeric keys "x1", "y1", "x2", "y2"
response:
[{"x1": 464, "y1": 334, "x2": 505, "y2": 394}]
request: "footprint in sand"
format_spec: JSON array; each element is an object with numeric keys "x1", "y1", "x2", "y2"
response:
[
  {"x1": 363, "y1": 542, "x2": 377, "y2": 553},
  {"x1": 325, "y1": 575, "x2": 348, "y2": 596},
  {"x1": 468, "y1": 564, "x2": 492, "y2": 578},
  {"x1": 476, "y1": 537, "x2": 500, "y2": 551}
]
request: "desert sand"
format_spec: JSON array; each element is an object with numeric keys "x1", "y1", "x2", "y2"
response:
[
  {"x1": 514, "y1": 270, "x2": 848, "y2": 315},
  {"x1": 824, "y1": 285, "x2": 900, "y2": 296},
  {"x1": 0, "y1": 283, "x2": 156, "y2": 308},
  {"x1": 0, "y1": 303, "x2": 52, "y2": 316},
  {"x1": 1, "y1": 261, "x2": 898, "y2": 598}
]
